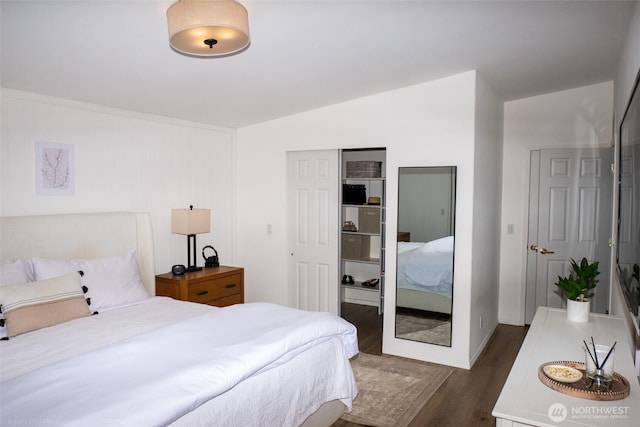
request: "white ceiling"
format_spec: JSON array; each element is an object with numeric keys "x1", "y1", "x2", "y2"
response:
[{"x1": 1, "y1": 1, "x2": 636, "y2": 128}]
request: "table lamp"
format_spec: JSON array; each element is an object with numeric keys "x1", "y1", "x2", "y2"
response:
[{"x1": 171, "y1": 205, "x2": 210, "y2": 272}]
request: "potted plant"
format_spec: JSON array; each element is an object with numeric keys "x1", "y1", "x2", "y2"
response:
[{"x1": 555, "y1": 257, "x2": 599, "y2": 322}]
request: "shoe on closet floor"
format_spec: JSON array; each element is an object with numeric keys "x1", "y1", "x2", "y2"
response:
[{"x1": 362, "y1": 278, "x2": 379, "y2": 287}]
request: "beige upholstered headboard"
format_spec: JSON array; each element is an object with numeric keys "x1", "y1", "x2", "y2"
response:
[{"x1": 0, "y1": 212, "x2": 156, "y2": 295}]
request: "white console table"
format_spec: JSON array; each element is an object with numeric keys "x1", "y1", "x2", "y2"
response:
[{"x1": 493, "y1": 307, "x2": 640, "y2": 426}]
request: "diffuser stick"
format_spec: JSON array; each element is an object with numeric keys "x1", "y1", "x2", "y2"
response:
[
  {"x1": 584, "y1": 340, "x2": 597, "y2": 367},
  {"x1": 591, "y1": 337, "x2": 600, "y2": 368},
  {"x1": 599, "y1": 341, "x2": 617, "y2": 371}
]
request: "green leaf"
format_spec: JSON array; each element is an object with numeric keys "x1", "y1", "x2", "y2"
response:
[{"x1": 554, "y1": 257, "x2": 599, "y2": 301}]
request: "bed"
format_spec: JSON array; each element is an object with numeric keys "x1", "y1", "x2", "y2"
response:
[
  {"x1": 0, "y1": 212, "x2": 358, "y2": 427},
  {"x1": 396, "y1": 236, "x2": 454, "y2": 315}
]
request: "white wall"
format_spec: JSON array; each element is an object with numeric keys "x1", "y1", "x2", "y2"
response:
[
  {"x1": 237, "y1": 71, "x2": 487, "y2": 368},
  {"x1": 469, "y1": 74, "x2": 503, "y2": 363},
  {"x1": 0, "y1": 89, "x2": 237, "y2": 276},
  {"x1": 499, "y1": 82, "x2": 614, "y2": 325}
]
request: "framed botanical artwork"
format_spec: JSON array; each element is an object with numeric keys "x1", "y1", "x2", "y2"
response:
[{"x1": 34, "y1": 141, "x2": 75, "y2": 195}]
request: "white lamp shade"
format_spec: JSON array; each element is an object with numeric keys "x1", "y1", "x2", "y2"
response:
[
  {"x1": 167, "y1": 0, "x2": 250, "y2": 56},
  {"x1": 171, "y1": 208, "x2": 211, "y2": 235}
]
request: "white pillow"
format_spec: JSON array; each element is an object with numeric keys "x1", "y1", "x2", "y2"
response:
[
  {"x1": 0, "y1": 259, "x2": 35, "y2": 286},
  {"x1": 32, "y1": 250, "x2": 149, "y2": 313},
  {"x1": 397, "y1": 241, "x2": 425, "y2": 254},
  {"x1": 421, "y1": 236, "x2": 454, "y2": 253}
]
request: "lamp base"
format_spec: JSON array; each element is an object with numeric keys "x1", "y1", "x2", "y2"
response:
[{"x1": 185, "y1": 234, "x2": 202, "y2": 273}]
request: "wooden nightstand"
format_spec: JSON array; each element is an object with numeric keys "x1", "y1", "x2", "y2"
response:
[{"x1": 155, "y1": 266, "x2": 244, "y2": 307}]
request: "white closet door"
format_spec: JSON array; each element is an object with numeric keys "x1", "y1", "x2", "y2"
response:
[{"x1": 287, "y1": 150, "x2": 340, "y2": 314}]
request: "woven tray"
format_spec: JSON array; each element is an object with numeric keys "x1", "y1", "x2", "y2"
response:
[{"x1": 538, "y1": 361, "x2": 630, "y2": 401}]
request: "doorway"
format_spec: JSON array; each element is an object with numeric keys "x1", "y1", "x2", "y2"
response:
[
  {"x1": 525, "y1": 147, "x2": 613, "y2": 323},
  {"x1": 286, "y1": 149, "x2": 384, "y2": 350}
]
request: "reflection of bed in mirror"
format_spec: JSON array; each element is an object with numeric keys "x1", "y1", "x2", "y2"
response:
[{"x1": 396, "y1": 236, "x2": 453, "y2": 314}]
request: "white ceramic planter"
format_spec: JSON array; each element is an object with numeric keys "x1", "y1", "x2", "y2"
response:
[{"x1": 567, "y1": 299, "x2": 590, "y2": 323}]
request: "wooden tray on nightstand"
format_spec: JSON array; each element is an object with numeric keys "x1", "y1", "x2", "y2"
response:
[{"x1": 538, "y1": 361, "x2": 630, "y2": 401}]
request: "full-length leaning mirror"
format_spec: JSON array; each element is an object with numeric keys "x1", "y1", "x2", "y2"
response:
[{"x1": 395, "y1": 167, "x2": 456, "y2": 346}]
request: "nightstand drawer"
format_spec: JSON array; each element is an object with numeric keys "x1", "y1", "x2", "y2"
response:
[
  {"x1": 211, "y1": 293, "x2": 243, "y2": 307},
  {"x1": 188, "y1": 273, "x2": 242, "y2": 304},
  {"x1": 155, "y1": 266, "x2": 244, "y2": 308}
]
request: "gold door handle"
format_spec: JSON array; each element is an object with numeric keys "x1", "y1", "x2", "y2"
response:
[
  {"x1": 539, "y1": 248, "x2": 555, "y2": 254},
  {"x1": 530, "y1": 244, "x2": 538, "y2": 251}
]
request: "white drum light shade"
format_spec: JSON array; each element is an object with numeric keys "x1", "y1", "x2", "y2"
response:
[{"x1": 167, "y1": 0, "x2": 250, "y2": 57}]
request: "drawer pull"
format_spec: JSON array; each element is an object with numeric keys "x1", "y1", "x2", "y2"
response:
[
  {"x1": 197, "y1": 291, "x2": 209, "y2": 296},
  {"x1": 225, "y1": 284, "x2": 236, "y2": 289}
]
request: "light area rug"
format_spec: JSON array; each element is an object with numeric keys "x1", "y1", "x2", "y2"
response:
[
  {"x1": 340, "y1": 353, "x2": 453, "y2": 427},
  {"x1": 395, "y1": 313, "x2": 451, "y2": 346},
  {"x1": 395, "y1": 318, "x2": 451, "y2": 346}
]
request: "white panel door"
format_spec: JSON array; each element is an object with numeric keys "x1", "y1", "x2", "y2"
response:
[
  {"x1": 525, "y1": 147, "x2": 612, "y2": 323},
  {"x1": 287, "y1": 150, "x2": 340, "y2": 314}
]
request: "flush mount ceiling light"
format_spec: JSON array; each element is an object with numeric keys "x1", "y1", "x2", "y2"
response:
[{"x1": 167, "y1": 0, "x2": 250, "y2": 57}]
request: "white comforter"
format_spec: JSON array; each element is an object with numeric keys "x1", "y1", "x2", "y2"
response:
[
  {"x1": 0, "y1": 299, "x2": 358, "y2": 427},
  {"x1": 396, "y1": 237, "x2": 454, "y2": 297}
]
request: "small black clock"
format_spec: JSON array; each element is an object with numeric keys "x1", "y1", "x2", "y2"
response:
[{"x1": 171, "y1": 264, "x2": 186, "y2": 275}]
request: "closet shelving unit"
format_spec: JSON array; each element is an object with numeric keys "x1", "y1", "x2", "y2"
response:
[{"x1": 340, "y1": 156, "x2": 385, "y2": 314}]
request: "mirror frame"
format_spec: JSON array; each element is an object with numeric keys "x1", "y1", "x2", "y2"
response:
[{"x1": 395, "y1": 166, "x2": 456, "y2": 347}]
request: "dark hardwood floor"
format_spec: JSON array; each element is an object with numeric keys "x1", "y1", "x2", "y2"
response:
[{"x1": 333, "y1": 303, "x2": 528, "y2": 427}]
